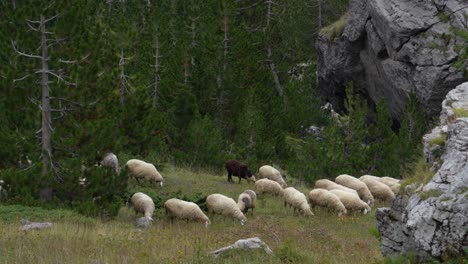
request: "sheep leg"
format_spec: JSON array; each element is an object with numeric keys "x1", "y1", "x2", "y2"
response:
[
  {"x1": 238, "y1": 176, "x2": 242, "y2": 184},
  {"x1": 227, "y1": 172, "x2": 232, "y2": 183}
]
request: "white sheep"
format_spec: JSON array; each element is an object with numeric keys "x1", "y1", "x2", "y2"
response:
[
  {"x1": 258, "y1": 165, "x2": 287, "y2": 187},
  {"x1": 255, "y1": 179, "x2": 284, "y2": 196},
  {"x1": 314, "y1": 179, "x2": 359, "y2": 195},
  {"x1": 131, "y1": 192, "x2": 155, "y2": 221},
  {"x1": 126, "y1": 159, "x2": 163, "y2": 187},
  {"x1": 329, "y1": 189, "x2": 371, "y2": 215},
  {"x1": 99, "y1": 152, "x2": 120, "y2": 174},
  {"x1": 308, "y1": 188, "x2": 347, "y2": 216},
  {"x1": 335, "y1": 174, "x2": 374, "y2": 206},
  {"x1": 283, "y1": 187, "x2": 314, "y2": 216},
  {"x1": 360, "y1": 175, "x2": 401, "y2": 195},
  {"x1": 164, "y1": 198, "x2": 210, "y2": 227},
  {"x1": 206, "y1": 194, "x2": 247, "y2": 225},
  {"x1": 238, "y1": 190, "x2": 256, "y2": 215},
  {"x1": 359, "y1": 177, "x2": 395, "y2": 202},
  {"x1": 382, "y1": 176, "x2": 401, "y2": 183},
  {"x1": 0, "y1": 180, "x2": 6, "y2": 199},
  {"x1": 237, "y1": 193, "x2": 253, "y2": 215}
]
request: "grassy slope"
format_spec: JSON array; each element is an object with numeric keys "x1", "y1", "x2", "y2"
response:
[{"x1": 0, "y1": 165, "x2": 384, "y2": 264}]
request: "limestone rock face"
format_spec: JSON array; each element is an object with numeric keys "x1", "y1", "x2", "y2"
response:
[
  {"x1": 376, "y1": 82, "x2": 468, "y2": 260},
  {"x1": 316, "y1": 0, "x2": 468, "y2": 118}
]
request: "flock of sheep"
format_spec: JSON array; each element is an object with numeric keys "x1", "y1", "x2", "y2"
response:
[{"x1": 98, "y1": 153, "x2": 401, "y2": 227}]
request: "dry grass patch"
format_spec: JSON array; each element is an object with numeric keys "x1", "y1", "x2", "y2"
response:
[{"x1": 0, "y1": 166, "x2": 384, "y2": 264}]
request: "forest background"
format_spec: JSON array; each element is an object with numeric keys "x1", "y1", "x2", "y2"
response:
[{"x1": 0, "y1": 0, "x2": 427, "y2": 213}]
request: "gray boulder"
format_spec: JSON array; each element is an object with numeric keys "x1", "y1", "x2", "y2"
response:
[
  {"x1": 376, "y1": 83, "x2": 468, "y2": 260},
  {"x1": 316, "y1": 0, "x2": 468, "y2": 118}
]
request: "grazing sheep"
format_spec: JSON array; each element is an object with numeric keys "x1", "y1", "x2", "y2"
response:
[
  {"x1": 243, "y1": 190, "x2": 257, "y2": 204},
  {"x1": 258, "y1": 165, "x2": 287, "y2": 188},
  {"x1": 206, "y1": 194, "x2": 247, "y2": 225},
  {"x1": 126, "y1": 159, "x2": 163, "y2": 187},
  {"x1": 237, "y1": 193, "x2": 253, "y2": 215},
  {"x1": 359, "y1": 177, "x2": 396, "y2": 202},
  {"x1": 164, "y1": 198, "x2": 210, "y2": 227},
  {"x1": 382, "y1": 176, "x2": 401, "y2": 183},
  {"x1": 225, "y1": 160, "x2": 256, "y2": 184},
  {"x1": 0, "y1": 180, "x2": 6, "y2": 199},
  {"x1": 238, "y1": 190, "x2": 256, "y2": 215},
  {"x1": 283, "y1": 187, "x2": 314, "y2": 216},
  {"x1": 308, "y1": 189, "x2": 347, "y2": 216},
  {"x1": 329, "y1": 189, "x2": 371, "y2": 215},
  {"x1": 98, "y1": 152, "x2": 120, "y2": 174},
  {"x1": 255, "y1": 179, "x2": 284, "y2": 196},
  {"x1": 360, "y1": 175, "x2": 401, "y2": 195},
  {"x1": 314, "y1": 179, "x2": 359, "y2": 195},
  {"x1": 335, "y1": 174, "x2": 374, "y2": 206},
  {"x1": 131, "y1": 192, "x2": 155, "y2": 221}
]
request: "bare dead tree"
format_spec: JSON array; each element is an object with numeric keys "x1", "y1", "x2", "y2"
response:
[
  {"x1": 222, "y1": 13, "x2": 229, "y2": 72},
  {"x1": 189, "y1": 17, "x2": 198, "y2": 48},
  {"x1": 12, "y1": 14, "x2": 76, "y2": 179},
  {"x1": 184, "y1": 52, "x2": 191, "y2": 88},
  {"x1": 267, "y1": 46, "x2": 283, "y2": 97},
  {"x1": 264, "y1": 0, "x2": 274, "y2": 32},
  {"x1": 119, "y1": 47, "x2": 130, "y2": 105},
  {"x1": 153, "y1": 36, "x2": 162, "y2": 107},
  {"x1": 263, "y1": 0, "x2": 283, "y2": 97}
]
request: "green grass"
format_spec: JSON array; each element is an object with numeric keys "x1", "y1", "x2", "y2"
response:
[
  {"x1": 0, "y1": 165, "x2": 384, "y2": 264},
  {"x1": 419, "y1": 189, "x2": 443, "y2": 200},
  {"x1": 428, "y1": 135, "x2": 446, "y2": 146},
  {"x1": 400, "y1": 158, "x2": 435, "y2": 193},
  {"x1": 319, "y1": 12, "x2": 349, "y2": 40},
  {"x1": 453, "y1": 107, "x2": 468, "y2": 118}
]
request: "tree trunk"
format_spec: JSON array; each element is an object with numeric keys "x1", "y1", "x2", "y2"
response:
[
  {"x1": 153, "y1": 36, "x2": 160, "y2": 108},
  {"x1": 40, "y1": 14, "x2": 52, "y2": 177}
]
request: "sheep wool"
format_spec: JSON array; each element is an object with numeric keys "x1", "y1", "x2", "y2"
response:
[
  {"x1": 237, "y1": 193, "x2": 253, "y2": 215},
  {"x1": 283, "y1": 187, "x2": 314, "y2": 216},
  {"x1": 382, "y1": 176, "x2": 401, "y2": 183},
  {"x1": 237, "y1": 190, "x2": 257, "y2": 215},
  {"x1": 258, "y1": 165, "x2": 287, "y2": 187},
  {"x1": 360, "y1": 175, "x2": 401, "y2": 192},
  {"x1": 308, "y1": 188, "x2": 347, "y2": 216},
  {"x1": 359, "y1": 177, "x2": 396, "y2": 202},
  {"x1": 126, "y1": 159, "x2": 163, "y2": 187},
  {"x1": 100, "y1": 152, "x2": 120, "y2": 174},
  {"x1": 335, "y1": 174, "x2": 374, "y2": 206},
  {"x1": 255, "y1": 179, "x2": 284, "y2": 196},
  {"x1": 206, "y1": 194, "x2": 247, "y2": 225},
  {"x1": 329, "y1": 189, "x2": 371, "y2": 215},
  {"x1": 131, "y1": 192, "x2": 155, "y2": 221},
  {"x1": 314, "y1": 179, "x2": 359, "y2": 196},
  {"x1": 164, "y1": 198, "x2": 210, "y2": 227},
  {"x1": 243, "y1": 190, "x2": 257, "y2": 203}
]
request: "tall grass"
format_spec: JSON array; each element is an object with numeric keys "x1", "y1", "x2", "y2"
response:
[{"x1": 0, "y1": 165, "x2": 384, "y2": 264}]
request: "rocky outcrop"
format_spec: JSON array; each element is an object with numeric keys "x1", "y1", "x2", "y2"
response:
[
  {"x1": 316, "y1": 0, "x2": 468, "y2": 118},
  {"x1": 376, "y1": 82, "x2": 468, "y2": 260}
]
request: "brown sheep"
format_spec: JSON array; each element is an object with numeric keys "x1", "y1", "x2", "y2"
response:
[{"x1": 225, "y1": 160, "x2": 256, "y2": 184}]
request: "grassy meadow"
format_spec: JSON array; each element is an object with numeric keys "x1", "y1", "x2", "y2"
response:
[{"x1": 0, "y1": 166, "x2": 385, "y2": 264}]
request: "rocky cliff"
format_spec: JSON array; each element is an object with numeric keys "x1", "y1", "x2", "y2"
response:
[
  {"x1": 375, "y1": 82, "x2": 468, "y2": 260},
  {"x1": 316, "y1": 0, "x2": 468, "y2": 118}
]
